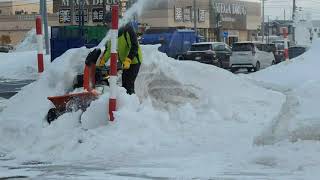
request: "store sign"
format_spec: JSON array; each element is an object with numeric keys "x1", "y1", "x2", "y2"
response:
[
  {"x1": 174, "y1": 7, "x2": 183, "y2": 22},
  {"x1": 59, "y1": 9, "x2": 71, "y2": 23},
  {"x1": 75, "y1": 9, "x2": 89, "y2": 23},
  {"x1": 58, "y1": 0, "x2": 118, "y2": 23},
  {"x1": 213, "y1": 2, "x2": 247, "y2": 16},
  {"x1": 211, "y1": 0, "x2": 248, "y2": 30},
  {"x1": 198, "y1": 9, "x2": 206, "y2": 22},
  {"x1": 175, "y1": 6, "x2": 206, "y2": 23},
  {"x1": 184, "y1": 7, "x2": 191, "y2": 21},
  {"x1": 92, "y1": 8, "x2": 104, "y2": 22},
  {"x1": 61, "y1": 0, "x2": 118, "y2": 6}
]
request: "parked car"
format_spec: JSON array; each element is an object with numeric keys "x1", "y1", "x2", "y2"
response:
[
  {"x1": 289, "y1": 45, "x2": 310, "y2": 59},
  {"x1": 0, "y1": 45, "x2": 10, "y2": 53},
  {"x1": 140, "y1": 28, "x2": 203, "y2": 59},
  {"x1": 183, "y1": 42, "x2": 232, "y2": 69},
  {"x1": 229, "y1": 42, "x2": 276, "y2": 73}
]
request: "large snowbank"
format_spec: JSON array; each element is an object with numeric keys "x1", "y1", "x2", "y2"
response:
[
  {"x1": 0, "y1": 45, "x2": 284, "y2": 167},
  {"x1": 247, "y1": 40, "x2": 320, "y2": 176},
  {"x1": 251, "y1": 39, "x2": 320, "y2": 90},
  {"x1": 1, "y1": 43, "x2": 320, "y2": 178}
]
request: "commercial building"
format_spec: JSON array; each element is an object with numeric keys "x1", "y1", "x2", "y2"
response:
[
  {"x1": 138, "y1": 0, "x2": 261, "y2": 44},
  {"x1": 0, "y1": 0, "x2": 53, "y2": 15},
  {"x1": 0, "y1": 1, "x2": 55, "y2": 45}
]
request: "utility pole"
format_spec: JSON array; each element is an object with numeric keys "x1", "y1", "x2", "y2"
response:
[
  {"x1": 216, "y1": 13, "x2": 221, "y2": 42},
  {"x1": 193, "y1": 0, "x2": 197, "y2": 37},
  {"x1": 103, "y1": 0, "x2": 106, "y2": 25},
  {"x1": 80, "y1": 0, "x2": 85, "y2": 36},
  {"x1": 43, "y1": 0, "x2": 50, "y2": 55},
  {"x1": 267, "y1": 16, "x2": 270, "y2": 44},
  {"x1": 261, "y1": 0, "x2": 265, "y2": 43},
  {"x1": 71, "y1": 0, "x2": 74, "y2": 25},
  {"x1": 39, "y1": 0, "x2": 43, "y2": 17},
  {"x1": 292, "y1": 0, "x2": 297, "y2": 44},
  {"x1": 293, "y1": 0, "x2": 297, "y2": 20}
]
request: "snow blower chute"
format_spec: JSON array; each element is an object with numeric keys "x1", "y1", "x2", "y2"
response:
[{"x1": 46, "y1": 48, "x2": 110, "y2": 124}]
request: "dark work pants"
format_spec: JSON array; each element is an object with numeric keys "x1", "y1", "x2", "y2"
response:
[{"x1": 122, "y1": 63, "x2": 141, "y2": 95}]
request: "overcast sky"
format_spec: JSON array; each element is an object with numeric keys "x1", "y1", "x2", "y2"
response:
[
  {"x1": 244, "y1": 0, "x2": 320, "y2": 20},
  {"x1": 1, "y1": 0, "x2": 320, "y2": 20}
]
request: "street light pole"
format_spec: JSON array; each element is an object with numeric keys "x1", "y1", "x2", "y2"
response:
[
  {"x1": 43, "y1": 0, "x2": 50, "y2": 55},
  {"x1": 292, "y1": 0, "x2": 297, "y2": 44},
  {"x1": 261, "y1": 0, "x2": 265, "y2": 43},
  {"x1": 193, "y1": 0, "x2": 197, "y2": 36}
]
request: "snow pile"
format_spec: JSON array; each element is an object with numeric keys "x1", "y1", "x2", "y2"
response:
[
  {"x1": 14, "y1": 28, "x2": 50, "y2": 52},
  {"x1": 0, "y1": 45, "x2": 284, "y2": 164},
  {"x1": 0, "y1": 51, "x2": 50, "y2": 80},
  {"x1": 251, "y1": 40, "x2": 320, "y2": 145},
  {"x1": 251, "y1": 39, "x2": 320, "y2": 90}
]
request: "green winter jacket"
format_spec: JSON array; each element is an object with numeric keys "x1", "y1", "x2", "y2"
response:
[{"x1": 99, "y1": 24, "x2": 143, "y2": 66}]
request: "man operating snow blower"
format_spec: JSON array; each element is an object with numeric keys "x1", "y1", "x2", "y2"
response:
[{"x1": 92, "y1": 22, "x2": 143, "y2": 95}]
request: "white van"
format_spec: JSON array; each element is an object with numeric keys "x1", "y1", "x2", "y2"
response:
[{"x1": 229, "y1": 42, "x2": 276, "y2": 73}]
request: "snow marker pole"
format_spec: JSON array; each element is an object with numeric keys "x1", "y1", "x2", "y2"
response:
[
  {"x1": 36, "y1": 16, "x2": 44, "y2": 73},
  {"x1": 109, "y1": 5, "x2": 119, "y2": 121},
  {"x1": 283, "y1": 27, "x2": 289, "y2": 61}
]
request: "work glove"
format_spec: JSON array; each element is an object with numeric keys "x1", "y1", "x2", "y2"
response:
[{"x1": 123, "y1": 57, "x2": 132, "y2": 70}]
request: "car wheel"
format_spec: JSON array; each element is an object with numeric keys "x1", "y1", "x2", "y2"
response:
[
  {"x1": 231, "y1": 67, "x2": 237, "y2": 73},
  {"x1": 254, "y1": 61, "x2": 260, "y2": 72},
  {"x1": 247, "y1": 68, "x2": 252, "y2": 72},
  {"x1": 217, "y1": 61, "x2": 223, "y2": 68},
  {"x1": 272, "y1": 60, "x2": 276, "y2": 65},
  {"x1": 177, "y1": 55, "x2": 184, "y2": 60}
]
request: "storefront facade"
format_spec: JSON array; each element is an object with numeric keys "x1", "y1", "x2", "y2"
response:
[
  {"x1": 210, "y1": 0, "x2": 261, "y2": 43},
  {"x1": 139, "y1": 0, "x2": 261, "y2": 44}
]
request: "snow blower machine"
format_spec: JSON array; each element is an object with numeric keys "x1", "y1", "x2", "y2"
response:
[{"x1": 46, "y1": 48, "x2": 119, "y2": 124}]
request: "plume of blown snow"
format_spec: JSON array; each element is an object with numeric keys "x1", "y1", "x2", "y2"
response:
[
  {"x1": 14, "y1": 28, "x2": 51, "y2": 52},
  {"x1": 98, "y1": 0, "x2": 163, "y2": 47}
]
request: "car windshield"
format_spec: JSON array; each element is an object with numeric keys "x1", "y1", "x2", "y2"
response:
[
  {"x1": 190, "y1": 44, "x2": 211, "y2": 51},
  {"x1": 232, "y1": 43, "x2": 253, "y2": 51}
]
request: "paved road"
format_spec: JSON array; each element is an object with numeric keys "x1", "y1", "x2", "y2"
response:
[{"x1": 0, "y1": 79, "x2": 34, "y2": 99}]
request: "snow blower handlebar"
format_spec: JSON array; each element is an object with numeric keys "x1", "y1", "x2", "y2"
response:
[{"x1": 85, "y1": 48, "x2": 102, "y2": 66}]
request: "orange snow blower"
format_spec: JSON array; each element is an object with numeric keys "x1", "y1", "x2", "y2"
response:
[{"x1": 46, "y1": 49, "x2": 108, "y2": 124}]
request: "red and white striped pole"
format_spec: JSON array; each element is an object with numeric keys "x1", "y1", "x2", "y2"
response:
[
  {"x1": 109, "y1": 5, "x2": 119, "y2": 121},
  {"x1": 283, "y1": 27, "x2": 289, "y2": 61},
  {"x1": 36, "y1": 16, "x2": 44, "y2": 73}
]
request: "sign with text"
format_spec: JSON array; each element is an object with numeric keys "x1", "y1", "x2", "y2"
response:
[
  {"x1": 60, "y1": 0, "x2": 118, "y2": 7},
  {"x1": 174, "y1": 7, "x2": 183, "y2": 22},
  {"x1": 210, "y1": 0, "x2": 248, "y2": 30},
  {"x1": 92, "y1": 8, "x2": 104, "y2": 22},
  {"x1": 213, "y1": 2, "x2": 247, "y2": 15},
  {"x1": 183, "y1": 7, "x2": 191, "y2": 21},
  {"x1": 198, "y1": 9, "x2": 206, "y2": 22},
  {"x1": 174, "y1": 6, "x2": 207, "y2": 23},
  {"x1": 59, "y1": 9, "x2": 71, "y2": 23},
  {"x1": 75, "y1": 9, "x2": 88, "y2": 23}
]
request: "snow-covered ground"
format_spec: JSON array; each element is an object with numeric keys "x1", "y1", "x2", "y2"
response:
[{"x1": 0, "y1": 51, "x2": 50, "y2": 80}]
